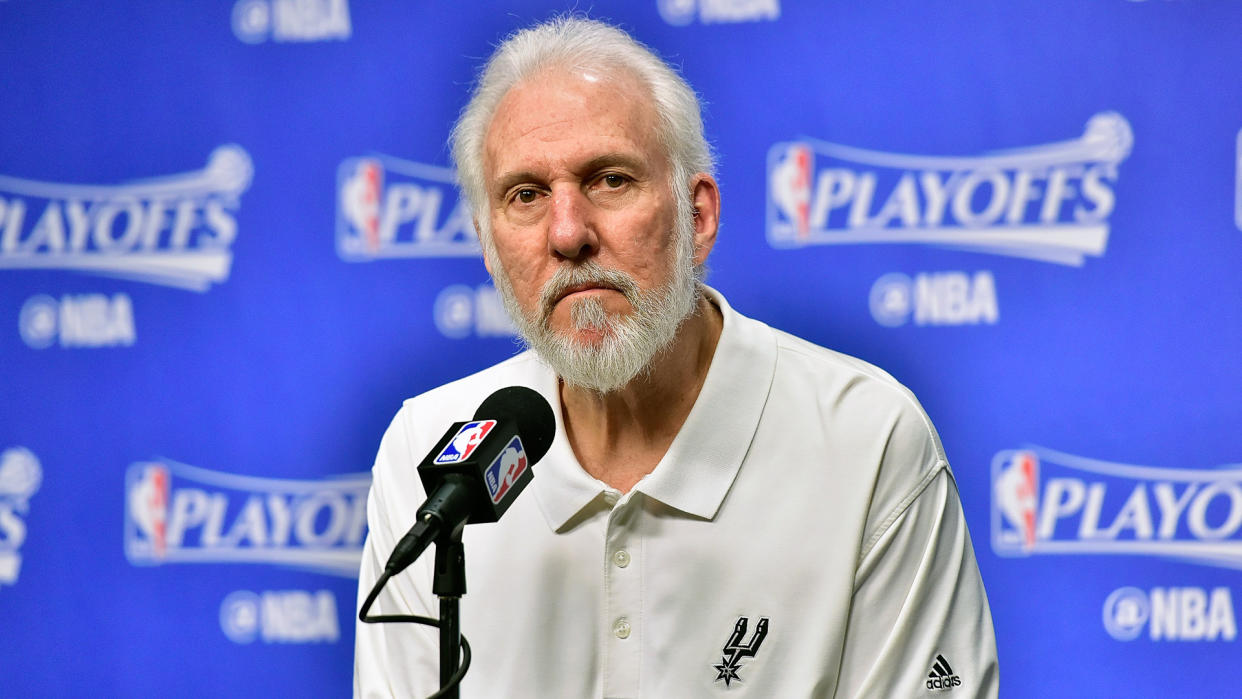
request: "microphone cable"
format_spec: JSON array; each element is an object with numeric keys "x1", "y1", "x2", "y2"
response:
[{"x1": 359, "y1": 568, "x2": 472, "y2": 699}]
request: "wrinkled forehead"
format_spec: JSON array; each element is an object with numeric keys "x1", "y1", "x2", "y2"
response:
[{"x1": 481, "y1": 66, "x2": 666, "y2": 182}]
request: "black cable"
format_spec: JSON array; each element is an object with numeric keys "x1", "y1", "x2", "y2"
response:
[{"x1": 360, "y1": 570, "x2": 472, "y2": 699}]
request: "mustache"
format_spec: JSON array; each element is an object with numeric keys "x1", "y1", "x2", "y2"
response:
[{"x1": 537, "y1": 262, "x2": 641, "y2": 325}]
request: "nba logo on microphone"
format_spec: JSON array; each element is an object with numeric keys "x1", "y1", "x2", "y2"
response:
[
  {"x1": 434, "y1": 420, "x2": 496, "y2": 464},
  {"x1": 484, "y1": 437, "x2": 528, "y2": 505}
]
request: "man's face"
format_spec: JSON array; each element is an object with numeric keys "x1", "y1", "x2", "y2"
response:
[{"x1": 479, "y1": 68, "x2": 701, "y2": 391}]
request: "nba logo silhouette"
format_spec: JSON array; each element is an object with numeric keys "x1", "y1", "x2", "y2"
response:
[
  {"x1": 994, "y1": 450, "x2": 1039, "y2": 551},
  {"x1": 769, "y1": 143, "x2": 813, "y2": 237},
  {"x1": 127, "y1": 463, "x2": 170, "y2": 558},
  {"x1": 434, "y1": 420, "x2": 497, "y2": 464},
  {"x1": 484, "y1": 437, "x2": 528, "y2": 504},
  {"x1": 340, "y1": 159, "x2": 384, "y2": 252}
]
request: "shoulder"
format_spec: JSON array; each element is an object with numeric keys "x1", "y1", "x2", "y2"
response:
[
  {"x1": 753, "y1": 319, "x2": 952, "y2": 533},
  {"x1": 717, "y1": 291, "x2": 944, "y2": 470},
  {"x1": 772, "y1": 324, "x2": 941, "y2": 452},
  {"x1": 772, "y1": 325, "x2": 902, "y2": 386}
]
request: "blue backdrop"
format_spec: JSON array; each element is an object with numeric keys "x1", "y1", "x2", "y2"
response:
[{"x1": 3, "y1": 1, "x2": 1241, "y2": 696}]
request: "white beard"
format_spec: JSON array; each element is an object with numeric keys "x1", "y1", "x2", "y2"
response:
[{"x1": 483, "y1": 209, "x2": 700, "y2": 394}]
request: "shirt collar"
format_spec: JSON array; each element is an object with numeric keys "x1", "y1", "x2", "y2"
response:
[{"x1": 532, "y1": 286, "x2": 778, "y2": 530}]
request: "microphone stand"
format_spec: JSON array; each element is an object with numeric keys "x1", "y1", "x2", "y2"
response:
[{"x1": 432, "y1": 519, "x2": 468, "y2": 699}]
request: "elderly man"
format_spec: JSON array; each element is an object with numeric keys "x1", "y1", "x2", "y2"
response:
[{"x1": 356, "y1": 17, "x2": 998, "y2": 698}]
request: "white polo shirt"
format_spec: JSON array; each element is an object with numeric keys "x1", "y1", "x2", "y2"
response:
[{"x1": 355, "y1": 288, "x2": 998, "y2": 698}]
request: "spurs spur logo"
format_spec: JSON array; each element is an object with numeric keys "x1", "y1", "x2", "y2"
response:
[{"x1": 713, "y1": 616, "x2": 769, "y2": 687}]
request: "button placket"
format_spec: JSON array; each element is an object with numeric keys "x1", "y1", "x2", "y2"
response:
[{"x1": 603, "y1": 494, "x2": 642, "y2": 698}]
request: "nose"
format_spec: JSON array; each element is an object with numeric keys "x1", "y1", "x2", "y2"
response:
[{"x1": 546, "y1": 186, "x2": 598, "y2": 261}]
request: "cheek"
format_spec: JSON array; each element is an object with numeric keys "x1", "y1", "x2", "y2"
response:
[
  {"x1": 492, "y1": 234, "x2": 548, "y2": 302},
  {"x1": 607, "y1": 211, "x2": 676, "y2": 283}
]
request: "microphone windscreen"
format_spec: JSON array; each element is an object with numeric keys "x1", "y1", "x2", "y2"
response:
[{"x1": 473, "y1": 386, "x2": 556, "y2": 464}]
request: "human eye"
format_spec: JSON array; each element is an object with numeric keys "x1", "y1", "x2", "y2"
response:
[
  {"x1": 591, "y1": 172, "x2": 632, "y2": 193},
  {"x1": 501, "y1": 184, "x2": 546, "y2": 223},
  {"x1": 506, "y1": 185, "x2": 544, "y2": 208}
]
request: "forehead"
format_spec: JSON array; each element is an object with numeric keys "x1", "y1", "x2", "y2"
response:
[{"x1": 482, "y1": 67, "x2": 666, "y2": 185}]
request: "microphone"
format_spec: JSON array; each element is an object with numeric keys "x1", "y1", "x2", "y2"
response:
[{"x1": 383, "y1": 386, "x2": 556, "y2": 576}]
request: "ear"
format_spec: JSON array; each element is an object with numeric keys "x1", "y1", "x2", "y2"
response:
[
  {"x1": 474, "y1": 217, "x2": 494, "y2": 276},
  {"x1": 688, "y1": 174, "x2": 720, "y2": 267}
]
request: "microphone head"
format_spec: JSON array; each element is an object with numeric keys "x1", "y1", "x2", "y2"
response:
[{"x1": 473, "y1": 386, "x2": 556, "y2": 464}]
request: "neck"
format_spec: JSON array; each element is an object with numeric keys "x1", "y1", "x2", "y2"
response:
[{"x1": 558, "y1": 293, "x2": 724, "y2": 493}]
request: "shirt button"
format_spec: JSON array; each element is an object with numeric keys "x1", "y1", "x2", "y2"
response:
[
  {"x1": 612, "y1": 550, "x2": 631, "y2": 568},
  {"x1": 613, "y1": 618, "x2": 631, "y2": 639}
]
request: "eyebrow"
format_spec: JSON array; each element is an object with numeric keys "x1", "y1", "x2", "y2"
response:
[
  {"x1": 492, "y1": 170, "x2": 542, "y2": 200},
  {"x1": 578, "y1": 153, "x2": 648, "y2": 177}
]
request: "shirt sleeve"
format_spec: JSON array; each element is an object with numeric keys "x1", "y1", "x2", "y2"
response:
[
  {"x1": 833, "y1": 463, "x2": 999, "y2": 698},
  {"x1": 354, "y1": 407, "x2": 442, "y2": 699}
]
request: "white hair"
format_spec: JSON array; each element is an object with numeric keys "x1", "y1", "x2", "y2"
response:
[{"x1": 449, "y1": 15, "x2": 715, "y2": 244}]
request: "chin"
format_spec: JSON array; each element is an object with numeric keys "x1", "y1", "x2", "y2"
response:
[{"x1": 564, "y1": 328, "x2": 611, "y2": 347}]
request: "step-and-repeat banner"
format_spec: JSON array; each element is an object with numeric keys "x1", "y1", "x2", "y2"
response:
[{"x1": 3, "y1": 1, "x2": 1240, "y2": 696}]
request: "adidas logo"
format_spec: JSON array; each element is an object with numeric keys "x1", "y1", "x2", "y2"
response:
[{"x1": 926, "y1": 654, "x2": 962, "y2": 691}]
